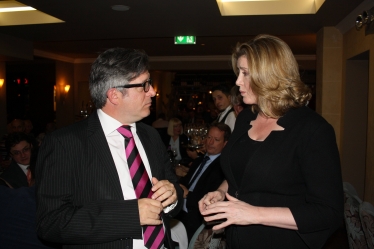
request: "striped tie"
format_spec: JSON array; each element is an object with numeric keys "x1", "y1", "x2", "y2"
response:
[{"x1": 117, "y1": 125, "x2": 165, "y2": 249}]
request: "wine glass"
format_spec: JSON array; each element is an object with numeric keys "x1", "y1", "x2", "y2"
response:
[
  {"x1": 184, "y1": 123, "x2": 191, "y2": 143},
  {"x1": 172, "y1": 148, "x2": 177, "y2": 159}
]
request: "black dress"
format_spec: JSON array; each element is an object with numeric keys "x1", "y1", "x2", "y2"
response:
[{"x1": 220, "y1": 107, "x2": 344, "y2": 249}]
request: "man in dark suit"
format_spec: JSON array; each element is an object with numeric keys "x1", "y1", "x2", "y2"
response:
[
  {"x1": 176, "y1": 123, "x2": 231, "y2": 240},
  {"x1": 0, "y1": 154, "x2": 59, "y2": 248},
  {"x1": 36, "y1": 48, "x2": 183, "y2": 249},
  {"x1": 0, "y1": 132, "x2": 34, "y2": 188}
]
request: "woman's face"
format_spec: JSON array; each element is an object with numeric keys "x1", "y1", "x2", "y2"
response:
[
  {"x1": 236, "y1": 56, "x2": 257, "y2": 105},
  {"x1": 173, "y1": 123, "x2": 182, "y2": 136}
]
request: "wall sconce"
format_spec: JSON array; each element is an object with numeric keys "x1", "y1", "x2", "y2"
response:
[
  {"x1": 356, "y1": 6, "x2": 374, "y2": 35},
  {"x1": 61, "y1": 84, "x2": 70, "y2": 104},
  {"x1": 0, "y1": 79, "x2": 4, "y2": 88},
  {"x1": 156, "y1": 92, "x2": 160, "y2": 97},
  {"x1": 64, "y1": 85, "x2": 70, "y2": 93}
]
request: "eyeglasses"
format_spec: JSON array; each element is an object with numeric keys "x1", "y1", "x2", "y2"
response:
[
  {"x1": 11, "y1": 146, "x2": 31, "y2": 157},
  {"x1": 114, "y1": 78, "x2": 153, "y2": 93}
]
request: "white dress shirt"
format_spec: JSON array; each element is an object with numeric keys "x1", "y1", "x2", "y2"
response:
[
  {"x1": 169, "y1": 137, "x2": 182, "y2": 160},
  {"x1": 17, "y1": 163, "x2": 29, "y2": 175},
  {"x1": 98, "y1": 109, "x2": 174, "y2": 249}
]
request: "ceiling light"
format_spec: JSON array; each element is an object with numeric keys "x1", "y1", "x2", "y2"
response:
[
  {"x1": 216, "y1": 0, "x2": 326, "y2": 16},
  {"x1": 0, "y1": 1, "x2": 64, "y2": 26},
  {"x1": 0, "y1": 6, "x2": 35, "y2": 12},
  {"x1": 111, "y1": 5, "x2": 130, "y2": 11}
]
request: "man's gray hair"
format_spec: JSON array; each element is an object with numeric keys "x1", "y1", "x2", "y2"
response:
[{"x1": 89, "y1": 48, "x2": 149, "y2": 109}]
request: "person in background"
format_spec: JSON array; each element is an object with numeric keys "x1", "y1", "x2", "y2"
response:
[
  {"x1": 24, "y1": 119, "x2": 35, "y2": 137},
  {"x1": 0, "y1": 146, "x2": 60, "y2": 248},
  {"x1": 211, "y1": 84, "x2": 236, "y2": 131},
  {"x1": 230, "y1": 85, "x2": 246, "y2": 116},
  {"x1": 165, "y1": 118, "x2": 189, "y2": 165},
  {"x1": 0, "y1": 132, "x2": 34, "y2": 188},
  {"x1": 176, "y1": 123, "x2": 231, "y2": 241},
  {"x1": 10, "y1": 119, "x2": 25, "y2": 133},
  {"x1": 35, "y1": 121, "x2": 57, "y2": 146},
  {"x1": 36, "y1": 48, "x2": 182, "y2": 249},
  {"x1": 199, "y1": 34, "x2": 343, "y2": 249},
  {"x1": 0, "y1": 119, "x2": 26, "y2": 170}
]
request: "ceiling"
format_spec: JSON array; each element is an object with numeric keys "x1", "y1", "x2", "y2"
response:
[{"x1": 0, "y1": 0, "x2": 367, "y2": 64}]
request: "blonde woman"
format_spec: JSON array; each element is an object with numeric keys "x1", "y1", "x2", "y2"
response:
[
  {"x1": 166, "y1": 118, "x2": 189, "y2": 163},
  {"x1": 199, "y1": 34, "x2": 343, "y2": 249}
]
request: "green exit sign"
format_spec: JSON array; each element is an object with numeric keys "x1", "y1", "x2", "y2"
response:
[{"x1": 175, "y1": 36, "x2": 196, "y2": 45}]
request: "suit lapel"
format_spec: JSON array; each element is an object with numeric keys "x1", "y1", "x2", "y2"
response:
[
  {"x1": 194, "y1": 156, "x2": 220, "y2": 186},
  {"x1": 182, "y1": 156, "x2": 204, "y2": 184},
  {"x1": 135, "y1": 123, "x2": 161, "y2": 179},
  {"x1": 87, "y1": 111, "x2": 123, "y2": 198}
]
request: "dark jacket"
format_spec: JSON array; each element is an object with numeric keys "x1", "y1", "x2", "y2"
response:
[
  {"x1": 35, "y1": 110, "x2": 183, "y2": 249},
  {"x1": 0, "y1": 185, "x2": 60, "y2": 248},
  {"x1": 221, "y1": 106, "x2": 344, "y2": 249},
  {"x1": 0, "y1": 160, "x2": 28, "y2": 188},
  {"x1": 164, "y1": 134, "x2": 190, "y2": 164},
  {"x1": 178, "y1": 155, "x2": 225, "y2": 239}
]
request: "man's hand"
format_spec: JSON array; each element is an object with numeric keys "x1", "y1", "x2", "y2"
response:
[
  {"x1": 138, "y1": 198, "x2": 163, "y2": 225},
  {"x1": 151, "y1": 177, "x2": 177, "y2": 207},
  {"x1": 175, "y1": 165, "x2": 189, "y2": 177}
]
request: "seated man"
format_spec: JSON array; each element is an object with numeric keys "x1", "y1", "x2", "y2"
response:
[
  {"x1": 0, "y1": 153, "x2": 59, "y2": 248},
  {"x1": 0, "y1": 132, "x2": 35, "y2": 188},
  {"x1": 176, "y1": 123, "x2": 231, "y2": 240}
]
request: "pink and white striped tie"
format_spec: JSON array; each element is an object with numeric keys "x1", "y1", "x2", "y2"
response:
[{"x1": 117, "y1": 125, "x2": 165, "y2": 249}]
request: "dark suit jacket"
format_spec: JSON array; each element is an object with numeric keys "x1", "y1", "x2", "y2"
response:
[
  {"x1": 0, "y1": 160, "x2": 28, "y2": 188},
  {"x1": 221, "y1": 107, "x2": 343, "y2": 249},
  {"x1": 35, "y1": 111, "x2": 183, "y2": 249},
  {"x1": 0, "y1": 185, "x2": 60, "y2": 249},
  {"x1": 178, "y1": 155, "x2": 224, "y2": 238}
]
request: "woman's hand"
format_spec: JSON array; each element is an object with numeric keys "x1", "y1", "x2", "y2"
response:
[
  {"x1": 200, "y1": 193, "x2": 298, "y2": 231},
  {"x1": 198, "y1": 189, "x2": 226, "y2": 213},
  {"x1": 200, "y1": 192, "x2": 260, "y2": 230}
]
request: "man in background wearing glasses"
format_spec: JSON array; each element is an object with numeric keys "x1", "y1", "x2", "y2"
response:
[
  {"x1": 36, "y1": 48, "x2": 183, "y2": 249},
  {"x1": 0, "y1": 132, "x2": 33, "y2": 188}
]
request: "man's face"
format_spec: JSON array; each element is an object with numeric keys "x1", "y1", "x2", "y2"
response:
[
  {"x1": 10, "y1": 141, "x2": 32, "y2": 165},
  {"x1": 24, "y1": 120, "x2": 33, "y2": 134},
  {"x1": 205, "y1": 127, "x2": 227, "y2": 156},
  {"x1": 11, "y1": 119, "x2": 25, "y2": 133},
  {"x1": 212, "y1": 90, "x2": 230, "y2": 112},
  {"x1": 119, "y1": 71, "x2": 156, "y2": 124}
]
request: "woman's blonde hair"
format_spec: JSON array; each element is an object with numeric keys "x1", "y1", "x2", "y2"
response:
[
  {"x1": 231, "y1": 34, "x2": 311, "y2": 118},
  {"x1": 167, "y1": 118, "x2": 183, "y2": 136}
]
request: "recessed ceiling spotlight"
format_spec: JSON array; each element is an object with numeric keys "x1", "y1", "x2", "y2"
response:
[{"x1": 111, "y1": 5, "x2": 130, "y2": 11}]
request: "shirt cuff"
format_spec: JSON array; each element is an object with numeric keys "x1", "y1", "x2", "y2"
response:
[{"x1": 163, "y1": 200, "x2": 178, "y2": 213}]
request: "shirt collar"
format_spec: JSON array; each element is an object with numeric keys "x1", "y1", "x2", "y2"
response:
[
  {"x1": 97, "y1": 109, "x2": 137, "y2": 136},
  {"x1": 205, "y1": 153, "x2": 220, "y2": 161},
  {"x1": 220, "y1": 105, "x2": 233, "y2": 116}
]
